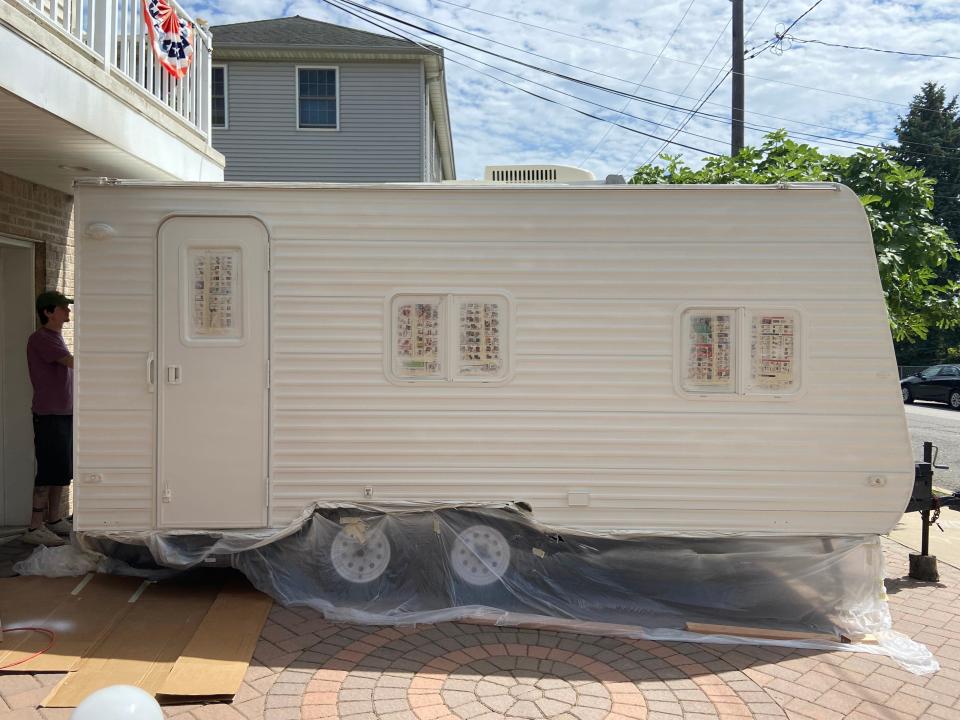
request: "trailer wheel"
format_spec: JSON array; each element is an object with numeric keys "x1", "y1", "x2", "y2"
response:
[
  {"x1": 902, "y1": 387, "x2": 914, "y2": 403},
  {"x1": 330, "y1": 525, "x2": 391, "y2": 584},
  {"x1": 950, "y1": 390, "x2": 960, "y2": 410},
  {"x1": 450, "y1": 525, "x2": 511, "y2": 586}
]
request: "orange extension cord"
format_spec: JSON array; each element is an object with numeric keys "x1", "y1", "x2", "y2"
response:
[{"x1": 0, "y1": 627, "x2": 56, "y2": 670}]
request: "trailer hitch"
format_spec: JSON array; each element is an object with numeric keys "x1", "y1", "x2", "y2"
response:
[{"x1": 906, "y1": 441, "x2": 959, "y2": 581}]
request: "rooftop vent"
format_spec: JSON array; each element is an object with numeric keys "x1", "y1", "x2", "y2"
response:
[{"x1": 484, "y1": 164, "x2": 595, "y2": 183}]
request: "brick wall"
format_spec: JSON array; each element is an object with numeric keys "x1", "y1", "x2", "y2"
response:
[
  {"x1": 0, "y1": 171, "x2": 75, "y2": 517},
  {"x1": 0, "y1": 171, "x2": 75, "y2": 349}
]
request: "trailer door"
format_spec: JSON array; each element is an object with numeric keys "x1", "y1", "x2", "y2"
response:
[{"x1": 158, "y1": 217, "x2": 268, "y2": 528}]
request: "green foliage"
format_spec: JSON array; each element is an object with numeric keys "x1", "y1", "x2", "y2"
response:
[
  {"x1": 892, "y1": 82, "x2": 960, "y2": 242},
  {"x1": 890, "y1": 82, "x2": 960, "y2": 361},
  {"x1": 630, "y1": 131, "x2": 959, "y2": 343}
]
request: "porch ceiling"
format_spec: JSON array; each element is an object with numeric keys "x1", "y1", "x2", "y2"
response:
[{"x1": 0, "y1": 88, "x2": 171, "y2": 194}]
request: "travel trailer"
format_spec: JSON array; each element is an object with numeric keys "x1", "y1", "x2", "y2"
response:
[{"x1": 71, "y1": 179, "x2": 912, "y2": 583}]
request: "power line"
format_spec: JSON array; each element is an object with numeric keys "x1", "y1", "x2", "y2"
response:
[
  {"x1": 618, "y1": 10, "x2": 733, "y2": 172},
  {"x1": 321, "y1": 0, "x2": 723, "y2": 156},
  {"x1": 427, "y1": 0, "x2": 954, "y2": 117},
  {"x1": 375, "y1": 0, "x2": 958, "y2": 148},
  {"x1": 361, "y1": 0, "x2": 717, "y2": 114},
  {"x1": 782, "y1": 35, "x2": 960, "y2": 61},
  {"x1": 577, "y1": 0, "x2": 698, "y2": 168},
  {"x1": 632, "y1": 0, "x2": 773, "y2": 172},
  {"x1": 780, "y1": 0, "x2": 827, "y2": 39},
  {"x1": 328, "y1": 0, "x2": 960, "y2": 164}
]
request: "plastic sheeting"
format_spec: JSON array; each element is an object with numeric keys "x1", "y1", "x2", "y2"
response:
[{"x1": 76, "y1": 502, "x2": 938, "y2": 675}]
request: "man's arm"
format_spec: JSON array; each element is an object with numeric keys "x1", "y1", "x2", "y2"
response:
[{"x1": 56, "y1": 355, "x2": 74, "y2": 369}]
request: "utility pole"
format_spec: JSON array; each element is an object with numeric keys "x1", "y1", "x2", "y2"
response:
[{"x1": 731, "y1": 0, "x2": 745, "y2": 155}]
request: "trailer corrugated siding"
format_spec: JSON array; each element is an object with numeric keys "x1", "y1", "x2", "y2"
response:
[{"x1": 74, "y1": 184, "x2": 913, "y2": 533}]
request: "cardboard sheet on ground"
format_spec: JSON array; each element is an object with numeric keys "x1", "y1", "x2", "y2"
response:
[
  {"x1": 42, "y1": 574, "x2": 271, "y2": 707},
  {"x1": 158, "y1": 582, "x2": 273, "y2": 701},
  {"x1": 0, "y1": 572, "x2": 271, "y2": 705},
  {"x1": 0, "y1": 575, "x2": 144, "y2": 672}
]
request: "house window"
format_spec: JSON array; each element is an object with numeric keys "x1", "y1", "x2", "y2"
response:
[
  {"x1": 387, "y1": 292, "x2": 512, "y2": 384},
  {"x1": 297, "y1": 67, "x2": 338, "y2": 129},
  {"x1": 211, "y1": 66, "x2": 227, "y2": 128}
]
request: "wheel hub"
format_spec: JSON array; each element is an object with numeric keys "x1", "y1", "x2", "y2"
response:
[
  {"x1": 450, "y1": 524, "x2": 510, "y2": 586},
  {"x1": 330, "y1": 526, "x2": 391, "y2": 583}
]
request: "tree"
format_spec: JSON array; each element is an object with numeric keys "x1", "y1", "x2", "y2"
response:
[
  {"x1": 631, "y1": 131, "x2": 959, "y2": 343},
  {"x1": 891, "y1": 83, "x2": 960, "y2": 363},
  {"x1": 892, "y1": 82, "x2": 960, "y2": 241}
]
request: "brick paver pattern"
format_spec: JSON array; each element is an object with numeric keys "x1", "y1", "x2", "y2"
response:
[{"x1": 3, "y1": 537, "x2": 960, "y2": 720}]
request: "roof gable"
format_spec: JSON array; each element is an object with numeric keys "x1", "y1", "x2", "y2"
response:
[{"x1": 210, "y1": 15, "x2": 420, "y2": 50}]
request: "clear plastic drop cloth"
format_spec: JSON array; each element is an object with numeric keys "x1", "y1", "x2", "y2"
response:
[{"x1": 76, "y1": 502, "x2": 938, "y2": 674}]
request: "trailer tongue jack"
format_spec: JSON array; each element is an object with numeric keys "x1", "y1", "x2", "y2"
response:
[{"x1": 906, "y1": 441, "x2": 959, "y2": 581}]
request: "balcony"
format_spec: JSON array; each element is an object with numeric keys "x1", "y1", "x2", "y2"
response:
[{"x1": 1, "y1": 0, "x2": 224, "y2": 192}]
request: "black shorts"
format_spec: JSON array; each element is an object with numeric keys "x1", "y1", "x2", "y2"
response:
[{"x1": 33, "y1": 414, "x2": 73, "y2": 487}]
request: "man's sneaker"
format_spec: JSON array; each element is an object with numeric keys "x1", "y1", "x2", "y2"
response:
[
  {"x1": 46, "y1": 518, "x2": 73, "y2": 536},
  {"x1": 22, "y1": 526, "x2": 67, "y2": 547}
]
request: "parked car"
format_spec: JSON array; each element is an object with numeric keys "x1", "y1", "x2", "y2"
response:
[{"x1": 901, "y1": 365, "x2": 960, "y2": 408}]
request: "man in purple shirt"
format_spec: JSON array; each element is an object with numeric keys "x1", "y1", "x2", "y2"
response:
[{"x1": 22, "y1": 291, "x2": 75, "y2": 546}]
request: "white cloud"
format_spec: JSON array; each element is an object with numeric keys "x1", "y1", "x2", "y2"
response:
[{"x1": 189, "y1": 0, "x2": 960, "y2": 179}]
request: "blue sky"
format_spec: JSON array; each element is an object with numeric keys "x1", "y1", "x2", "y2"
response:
[{"x1": 184, "y1": 0, "x2": 960, "y2": 180}]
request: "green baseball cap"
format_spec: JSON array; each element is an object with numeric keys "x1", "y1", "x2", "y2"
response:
[{"x1": 36, "y1": 291, "x2": 73, "y2": 311}]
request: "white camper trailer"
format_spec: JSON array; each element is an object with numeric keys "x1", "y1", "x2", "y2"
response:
[{"x1": 72, "y1": 180, "x2": 913, "y2": 541}]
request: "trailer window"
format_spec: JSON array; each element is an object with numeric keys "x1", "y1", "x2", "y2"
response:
[
  {"x1": 388, "y1": 293, "x2": 511, "y2": 384},
  {"x1": 678, "y1": 306, "x2": 801, "y2": 398},
  {"x1": 392, "y1": 296, "x2": 444, "y2": 380},
  {"x1": 748, "y1": 310, "x2": 799, "y2": 394},
  {"x1": 457, "y1": 299, "x2": 505, "y2": 379},
  {"x1": 681, "y1": 310, "x2": 736, "y2": 393},
  {"x1": 186, "y1": 248, "x2": 242, "y2": 342}
]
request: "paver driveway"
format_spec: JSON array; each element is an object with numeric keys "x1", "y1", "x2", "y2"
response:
[{"x1": 2, "y1": 537, "x2": 959, "y2": 720}]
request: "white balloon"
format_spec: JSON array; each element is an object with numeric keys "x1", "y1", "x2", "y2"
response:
[{"x1": 71, "y1": 685, "x2": 163, "y2": 720}]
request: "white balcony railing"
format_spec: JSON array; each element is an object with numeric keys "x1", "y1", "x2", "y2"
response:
[{"x1": 16, "y1": 0, "x2": 211, "y2": 141}]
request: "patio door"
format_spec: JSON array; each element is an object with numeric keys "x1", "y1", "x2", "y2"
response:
[{"x1": 158, "y1": 217, "x2": 268, "y2": 528}]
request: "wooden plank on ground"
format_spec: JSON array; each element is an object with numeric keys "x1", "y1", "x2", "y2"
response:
[
  {"x1": 685, "y1": 621, "x2": 841, "y2": 642},
  {"x1": 157, "y1": 579, "x2": 272, "y2": 701},
  {"x1": 43, "y1": 578, "x2": 221, "y2": 707}
]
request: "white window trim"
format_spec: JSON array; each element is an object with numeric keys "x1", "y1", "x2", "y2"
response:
[
  {"x1": 673, "y1": 304, "x2": 805, "y2": 401},
  {"x1": 295, "y1": 65, "x2": 340, "y2": 131},
  {"x1": 383, "y1": 289, "x2": 515, "y2": 386},
  {"x1": 211, "y1": 64, "x2": 228, "y2": 129}
]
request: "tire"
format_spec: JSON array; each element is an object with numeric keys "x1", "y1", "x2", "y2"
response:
[
  {"x1": 437, "y1": 507, "x2": 547, "y2": 613},
  {"x1": 902, "y1": 387, "x2": 914, "y2": 404},
  {"x1": 950, "y1": 390, "x2": 960, "y2": 410}
]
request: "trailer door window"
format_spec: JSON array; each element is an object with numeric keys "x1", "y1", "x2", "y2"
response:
[{"x1": 185, "y1": 248, "x2": 243, "y2": 343}]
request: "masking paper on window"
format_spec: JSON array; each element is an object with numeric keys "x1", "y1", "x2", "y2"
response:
[
  {"x1": 458, "y1": 301, "x2": 503, "y2": 378},
  {"x1": 189, "y1": 249, "x2": 241, "y2": 338},
  {"x1": 684, "y1": 312, "x2": 734, "y2": 392},
  {"x1": 394, "y1": 299, "x2": 443, "y2": 378},
  {"x1": 751, "y1": 312, "x2": 797, "y2": 392}
]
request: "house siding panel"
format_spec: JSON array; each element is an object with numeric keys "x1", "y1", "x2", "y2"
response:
[{"x1": 213, "y1": 62, "x2": 424, "y2": 182}]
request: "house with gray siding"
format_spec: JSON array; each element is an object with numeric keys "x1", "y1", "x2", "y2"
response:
[{"x1": 210, "y1": 16, "x2": 456, "y2": 182}]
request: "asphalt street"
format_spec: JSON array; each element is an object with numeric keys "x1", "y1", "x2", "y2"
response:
[{"x1": 905, "y1": 402, "x2": 960, "y2": 493}]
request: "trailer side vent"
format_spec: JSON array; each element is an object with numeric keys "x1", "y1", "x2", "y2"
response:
[{"x1": 484, "y1": 165, "x2": 595, "y2": 183}]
